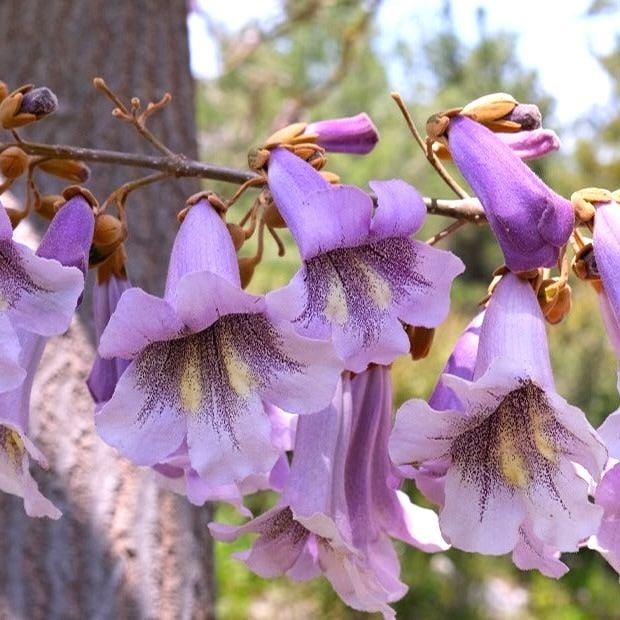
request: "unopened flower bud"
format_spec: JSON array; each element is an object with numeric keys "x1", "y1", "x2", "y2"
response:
[
  {"x1": 35, "y1": 194, "x2": 64, "y2": 219},
  {"x1": 38, "y1": 158, "x2": 90, "y2": 183},
  {"x1": 505, "y1": 103, "x2": 542, "y2": 131},
  {"x1": 305, "y1": 113, "x2": 380, "y2": 155},
  {"x1": 0, "y1": 146, "x2": 28, "y2": 179},
  {"x1": 19, "y1": 87, "x2": 58, "y2": 118},
  {"x1": 405, "y1": 324, "x2": 435, "y2": 360},
  {"x1": 89, "y1": 214, "x2": 126, "y2": 267},
  {"x1": 0, "y1": 84, "x2": 58, "y2": 129},
  {"x1": 227, "y1": 223, "x2": 246, "y2": 251},
  {"x1": 0, "y1": 81, "x2": 8, "y2": 102}
]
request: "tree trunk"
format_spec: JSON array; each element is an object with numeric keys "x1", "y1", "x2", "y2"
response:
[{"x1": 0, "y1": 2, "x2": 216, "y2": 618}]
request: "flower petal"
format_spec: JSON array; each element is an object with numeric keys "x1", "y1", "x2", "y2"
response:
[
  {"x1": 368, "y1": 179, "x2": 426, "y2": 239},
  {"x1": 98, "y1": 287, "x2": 184, "y2": 359}
]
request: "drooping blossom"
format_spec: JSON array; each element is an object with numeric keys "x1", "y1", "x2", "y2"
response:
[
  {"x1": 266, "y1": 147, "x2": 464, "y2": 371},
  {"x1": 305, "y1": 112, "x2": 379, "y2": 155},
  {"x1": 391, "y1": 273, "x2": 606, "y2": 558},
  {"x1": 211, "y1": 367, "x2": 446, "y2": 619},
  {"x1": 96, "y1": 198, "x2": 342, "y2": 488},
  {"x1": 446, "y1": 115, "x2": 574, "y2": 272},
  {"x1": 0, "y1": 200, "x2": 86, "y2": 390},
  {"x1": 0, "y1": 196, "x2": 93, "y2": 517}
]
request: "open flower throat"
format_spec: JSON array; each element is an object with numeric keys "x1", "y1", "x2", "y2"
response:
[
  {"x1": 451, "y1": 379, "x2": 578, "y2": 516},
  {"x1": 134, "y1": 313, "x2": 303, "y2": 438},
  {"x1": 299, "y1": 237, "x2": 431, "y2": 344}
]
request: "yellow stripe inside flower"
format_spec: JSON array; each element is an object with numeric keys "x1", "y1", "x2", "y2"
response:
[
  {"x1": 222, "y1": 334, "x2": 255, "y2": 397},
  {"x1": 180, "y1": 357, "x2": 203, "y2": 414},
  {"x1": 325, "y1": 277, "x2": 348, "y2": 325},
  {"x1": 364, "y1": 264, "x2": 392, "y2": 310},
  {"x1": 498, "y1": 430, "x2": 529, "y2": 489},
  {"x1": 2, "y1": 427, "x2": 24, "y2": 466}
]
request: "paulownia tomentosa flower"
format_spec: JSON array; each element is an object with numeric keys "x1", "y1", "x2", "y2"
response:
[
  {"x1": 266, "y1": 147, "x2": 464, "y2": 372},
  {"x1": 96, "y1": 198, "x2": 342, "y2": 487}
]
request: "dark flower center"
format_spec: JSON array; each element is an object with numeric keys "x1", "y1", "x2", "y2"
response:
[
  {"x1": 133, "y1": 313, "x2": 302, "y2": 445},
  {"x1": 298, "y1": 237, "x2": 431, "y2": 347},
  {"x1": 450, "y1": 379, "x2": 579, "y2": 518}
]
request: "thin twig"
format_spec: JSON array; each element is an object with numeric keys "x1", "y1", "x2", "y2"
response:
[
  {"x1": 391, "y1": 92, "x2": 469, "y2": 200},
  {"x1": 426, "y1": 218, "x2": 468, "y2": 246},
  {"x1": 3, "y1": 139, "x2": 486, "y2": 222}
]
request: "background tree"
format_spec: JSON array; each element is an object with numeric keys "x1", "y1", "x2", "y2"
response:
[{"x1": 0, "y1": 2, "x2": 215, "y2": 618}]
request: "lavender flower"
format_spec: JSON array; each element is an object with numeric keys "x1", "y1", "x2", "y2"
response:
[
  {"x1": 0, "y1": 196, "x2": 93, "y2": 517},
  {"x1": 305, "y1": 113, "x2": 379, "y2": 155},
  {"x1": 266, "y1": 147, "x2": 464, "y2": 371},
  {"x1": 391, "y1": 273, "x2": 606, "y2": 557},
  {"x1": 96, "y1": 199, "x2": 342, "y2": 487},
  {"x1": 447, "y1": 115, "x2": 574, "y2": 272},
  {"x1": 212, "y1": 367, "x2": 446, "y2": 619}
]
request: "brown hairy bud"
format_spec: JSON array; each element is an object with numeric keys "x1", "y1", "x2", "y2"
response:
[
  {"x1": 35, "y1": 194, "x2": 64, "y2": 219},
  {"x1": 262, "y1": 122, "x2": 308, "y2": 149},
  {"x1": 90, "y1": 213, "x2": 126, "y2": 268},
  {"x1": 0, "y1": 147, "x2": 28, "y2": 179},
  {"x1": 0, "y1": 81, "x2": 8, "y2": 102},
  {"x1": 571, "y1": 187, "x2": 611, "y2": 223},
  {"x1": 38, "y1": 158, "x2": 90, "y2": 183},
  {"x1": 405, "y1": 325, "x2": 435, "y2": 361},
  {"x1": 97, "y1": 244, "x2": 128, "y2": 283}
]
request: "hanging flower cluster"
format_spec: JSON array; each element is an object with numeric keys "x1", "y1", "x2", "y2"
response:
[{"x1": 3, "y1": 82, "x2": 620, "y2": 618}]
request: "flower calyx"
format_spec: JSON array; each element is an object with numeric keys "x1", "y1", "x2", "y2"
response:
[
  {"x1": 0, "y1": 84, "x2": 58, "y2": 129},
  {"x1": 572, "y1": 243, "x2": 600, "y2": 282},
  {"x1": 248, "y1": 122, "x2": 326, "y2": 173},
  {"x1": 537, "y1": 277, "x2": 572, "y2": 324},
  {"x1": 571, "y1": 187, "x2": 613, "y2": 224},
  {"x1": 461, "y1": 92, "x2": 520, "y2": 130}
]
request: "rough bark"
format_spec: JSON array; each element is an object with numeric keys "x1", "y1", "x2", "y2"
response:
[{"x1": 0, "y1": 2, "x2": 216, "y2": 618}]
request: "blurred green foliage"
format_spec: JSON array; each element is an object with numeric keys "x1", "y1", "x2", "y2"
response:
[{"x1": 196, "y1": 1, "x2": 620, "y2": 617}]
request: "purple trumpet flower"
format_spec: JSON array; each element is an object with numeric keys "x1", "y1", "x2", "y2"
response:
[
  {"x1": 391, "y1": 273, "x2": 606, "y2": 558},
  {"x1": 211, "y1": 367, "x2": 447, "y2": 619},
  {"x1": 0, "y1": 196, "x2": 93, "y2": 517},
  {"x1": 447, "y1": 115, "x2": 574, "y2": 272},
  {"x1": 305, "y1": 113, "x2": 379, "y2": 155},
  {"x1": 266, "y1": 147, "x2": 464, "y2": 371},
  {"x1": 95, "y1": 199, "x2": 342, "y2": 488},
  {"x1": 0, "y1": 200, "x2": 87, "y2": 390}
]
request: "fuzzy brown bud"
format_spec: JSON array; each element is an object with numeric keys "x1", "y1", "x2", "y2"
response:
[
  {"x1": 0, "y1": 81, "x2": 8, "y2": 102},
  {"x1": 38, "y1": 158, "x2": 90, "y2": 183},
  {"x1": 89, "y1": 214, "x2": 126, "y2": 267},
  {"x1": 538, "y1": 279, "x2": 572, "y2": 324},
  {"x1": 0, "y1": 147, "x2": 28, "y2": 179}
]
